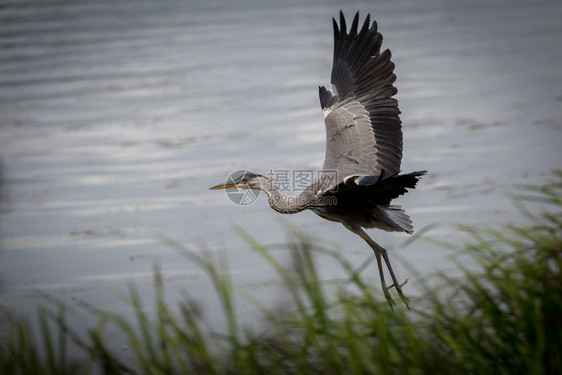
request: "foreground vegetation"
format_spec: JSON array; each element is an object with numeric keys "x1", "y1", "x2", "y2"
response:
[{"x1": 2, "y1": 172, "x2": 561, "y2": 374}]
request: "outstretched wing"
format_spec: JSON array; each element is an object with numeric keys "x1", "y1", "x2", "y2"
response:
[{"x1": 319, "y1": 11, "x2": 402, "y2": 181}]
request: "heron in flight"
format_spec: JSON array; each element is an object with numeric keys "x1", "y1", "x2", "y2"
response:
[{"x1": 211, "y1": 11, "x2": 426, "y2": 308}]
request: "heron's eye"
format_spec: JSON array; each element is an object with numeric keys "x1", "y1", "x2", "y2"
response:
[{"x1": 242, "y1": 178, "x2": 247, "y2": 183}]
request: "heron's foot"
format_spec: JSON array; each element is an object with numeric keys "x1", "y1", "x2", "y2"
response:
[
  {"x1": 382, "y1": 287, "x2": 396, "y2": 310},
  {"x1": 388, "y1": 279, "x2": 410, "y2": 309}
]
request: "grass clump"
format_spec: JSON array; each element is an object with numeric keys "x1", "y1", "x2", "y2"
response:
[
  {"x1": 1, "y1": 171, "x2": 561, "y2": 374},
  {"x1": 427, "y1": 172, "x2": 562, "y2": 374}
]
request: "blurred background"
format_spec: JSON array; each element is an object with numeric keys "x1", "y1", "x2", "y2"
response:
[{"x1": 0, "y1": 0, "x2": 561, "y2": 336}]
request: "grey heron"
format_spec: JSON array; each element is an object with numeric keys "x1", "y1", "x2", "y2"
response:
[{"x1": 211, "y1": 11, "x2": 426, "y2": 308}]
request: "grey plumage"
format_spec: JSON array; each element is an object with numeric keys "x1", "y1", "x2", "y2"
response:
[
  {"x1": 320, "y1": 11, "x2": 402, "y2": 179},
  {"x1": 211, "y1": 11, "x2": 426, "y2": 308}
]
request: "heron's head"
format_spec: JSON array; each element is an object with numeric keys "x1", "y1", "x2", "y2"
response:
[{"x1": 210, "y1": 171, "x2": 266, "y2": 191}]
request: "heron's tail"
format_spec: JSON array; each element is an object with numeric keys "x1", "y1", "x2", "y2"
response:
[{"x1": 376, "y1": 205, "x2": 414, "y2": 234}]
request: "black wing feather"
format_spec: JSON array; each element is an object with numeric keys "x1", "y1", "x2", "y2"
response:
[{"x1": 323, "y1": 171, "x2": 427, "y2": 206}]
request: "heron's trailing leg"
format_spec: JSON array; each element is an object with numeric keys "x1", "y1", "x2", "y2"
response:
[
  {"x1": 379, "y1": 245, "x2": 410, "y2": 309},
  {"x1": 373, "y1": 250, "x2": 395, "y2": 308},
  {"x1": 348, "y1": 225, "x2": 410, "y2": 309}
]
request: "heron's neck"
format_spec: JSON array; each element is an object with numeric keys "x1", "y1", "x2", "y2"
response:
[{"x1": 261, "y1": 179, "x2": 307, "y2": 214}]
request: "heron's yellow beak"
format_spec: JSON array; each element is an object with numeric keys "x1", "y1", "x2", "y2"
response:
[{"x1": 209, "y1": 183, "x2": 237, "y2": 190}]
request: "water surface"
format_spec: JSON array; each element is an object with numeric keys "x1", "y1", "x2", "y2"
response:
[{"x1": 1, "y1": 0, "x2": 561, "y2": 344}]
